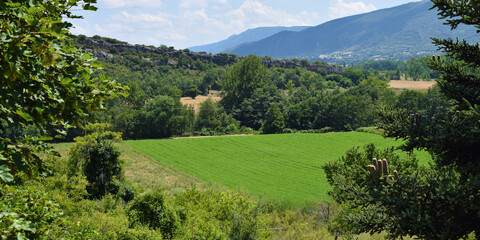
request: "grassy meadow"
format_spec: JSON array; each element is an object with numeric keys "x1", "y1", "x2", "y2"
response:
[{"x1": 126, "y1": 132, "x2": 430, "y2": 207}]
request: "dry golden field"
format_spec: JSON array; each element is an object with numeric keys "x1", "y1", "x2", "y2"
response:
[
  {"x1": 389, "y1": 80, "x2": 436, "y2": 93},
  {"x1": 180, "y1": 94, "x2": 221, "y2": 113}
]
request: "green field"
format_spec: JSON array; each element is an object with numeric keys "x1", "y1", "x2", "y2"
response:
[{"x1": 127, "y1": 132, "x2": 429, "y2": 206}]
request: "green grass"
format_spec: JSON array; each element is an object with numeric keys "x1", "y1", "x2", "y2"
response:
[{"x1": 126, "y1": 132, "x2": 430, "y2": 207}]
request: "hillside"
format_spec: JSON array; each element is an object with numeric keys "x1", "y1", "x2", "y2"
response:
[
  {"x1": 225, "y1": 0, "x2": 477, "y2": 63},
  {"x1": 73, "y1": 35, "x2": 343, "y2": 74},
  {"x1": 188, "y1": 26, "x2": 309, "y2": 54}
]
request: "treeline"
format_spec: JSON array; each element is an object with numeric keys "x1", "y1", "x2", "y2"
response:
[
  {"x1": 352, "y1": 56, "x2": 440, "y2": 80},
  {"x1": 3, "y1": 49, "x2": 447, "y2": 141},
  {"x1": 91, "y1": 55, "x2": 447, "y2": 140}
]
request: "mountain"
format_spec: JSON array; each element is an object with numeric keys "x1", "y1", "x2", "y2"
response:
[
  {"x1": 188, "y1": 26, "x2": 309, "y2": 54},
  {"x1": 226, "y1": 0, "x2": 478, "y2": 63}
]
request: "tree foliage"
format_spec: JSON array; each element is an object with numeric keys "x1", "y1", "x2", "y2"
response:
[
  {"x1": 0, "y1": 0, "x2": 126, "y2": 183},
  {"x1": 68, "y1": 123, "x2": 134, "y2": 201},
  {"x1": 261, "y1": 103, "x2": 285, "y2": 134},
  {"x1": 220, "y1": 55, "x2": 268, "y2": 110},
  {"x1": 127, "y1": 189, "x2": 178, "y2": 239}
]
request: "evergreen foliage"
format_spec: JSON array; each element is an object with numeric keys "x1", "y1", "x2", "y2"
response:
[{"x1": 324, "y1": 1, "x2": 480, "y2": 239}]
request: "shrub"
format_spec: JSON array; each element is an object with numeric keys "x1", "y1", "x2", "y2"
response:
[
  {"x1": 127, "y1": 189, "x2": 178, "y2": 239},
  {"x1": 68, "y1": 123, "x2": 134, "y2": 202},
  {"x1": 175, "y1": 189, "x2": 270, "y2": 240},
  {"x1": 0, "y1": 186, "x2": 65, "y2": 239}
]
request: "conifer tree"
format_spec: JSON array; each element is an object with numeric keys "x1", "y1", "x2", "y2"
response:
[{"x1": 325, "y1": 1, "x2": 480, "y2": 239}]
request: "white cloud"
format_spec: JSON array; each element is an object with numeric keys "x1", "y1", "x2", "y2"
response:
[
  {"x1": 179, "y1": 0, "x2": 227, "y2": 9},
  {"x1": 79, "y1": 0, "x2": 325, "y2": 49},
  {"x1": 114, "y1": 11, "x2": 174, "y2": 26},
  {"x1": 179, "y1": 0, "x2": 207, "y2": 9},
  {"x1": 71, "y1": 24, "x2": 88, "y2": 35},
  {"x1": 105, "y1": 11, "x2": 188, "y2": 46},
  {"x1": 329, "y1": 0, "x2": 376, "y2": 19},
  {"x1": 100, "y1": 0, "x2": 163, "y2": 8},
  {"x1": 225, "y1": 0, "x2": 316, "y2": 30}
]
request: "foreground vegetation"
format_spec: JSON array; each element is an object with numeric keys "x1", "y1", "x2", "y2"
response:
[
  {"x1": 127, "y1": 132, "x2": 429, "y2": 206},
  {"x1": 38, "y1": 133, "x2": 413, "y2": 239}
]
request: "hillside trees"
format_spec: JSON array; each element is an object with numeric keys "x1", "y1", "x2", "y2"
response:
[
  {"x1": 261, "y1": 103, "x2": 285, "y2": 134},
  {"x1": 220, "y1": 55, "x2": 268, "y2": 110},
  {"x1": 324, "y1": 1, "x2": 480, "y2": 239},
  {"x1": 135, "y1": 95, "x2": 194, "y2": 139}
]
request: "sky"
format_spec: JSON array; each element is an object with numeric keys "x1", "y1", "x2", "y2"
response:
[{"x1": 70, "y1": 0, "x2": 420, "y2": 49}]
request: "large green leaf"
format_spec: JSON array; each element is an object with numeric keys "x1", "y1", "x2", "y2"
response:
[{"x1": 0, "y1": 164, "x2": 14, "y2": 183}]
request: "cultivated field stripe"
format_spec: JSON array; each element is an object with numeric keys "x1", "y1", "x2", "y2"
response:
[{"x1": 127, "y1": 132, "x2": 428, "y2": 206}]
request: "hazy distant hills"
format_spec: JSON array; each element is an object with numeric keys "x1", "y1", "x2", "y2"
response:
[
  {"x1": 190, "y1": 0, "x2": 478, "y2": 63},
  {"x1": 189, "y1": 26, "x2": 309, "y2": 54}
]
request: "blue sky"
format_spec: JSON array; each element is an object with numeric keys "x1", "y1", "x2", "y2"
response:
[{"x1": 70, "y1": 0, "x2": 420, "y2": 49}]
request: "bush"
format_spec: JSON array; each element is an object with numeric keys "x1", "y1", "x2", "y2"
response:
[
  {"x1": 175, "y1": 189, "x2": 270, "y2": 240},
  {"x1": 355, "y1": 127, "x2": 383, "y2": 135},
  {"x1": 68, "y1": 123, "x2": 134, "y2": 202},
  {"x1": 127, "y1": 189, "x2": 179, "y2": 239},
  {"x1": 0, "y1": 186, "x2": 65, "y2": 239}
]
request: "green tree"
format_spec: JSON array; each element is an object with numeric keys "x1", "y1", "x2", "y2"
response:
[
  {"x1": 324, "y1": 1, "x2": 480, "y2": 239},
  {"x1": 343, "y1": 68, "x2": 365, "y2": 85},
  {"x1": 68, "y1": 123, "x2": 134, "y2": 201},
  {"x1": 136, "y1": 95, "x2": 192, "y2": 138},
  {"x1": 0, "y1": 0, "x2": 126, "y2": 183},
  {"x1": 261, "y1": 103, "x2": 285, "y2": 134},
  {"x1": 220, "y1": 55, "x2": 268, "y2": 110},
  {"x1": 196, "y1": 98, "x2": 220, "y2": 131},
  {"x1": 127, "y1": 189, "x2": 178, "y2": 239},
  {"x1": 185, "y1": 84, "x2": 201, "y2": 99},
  {"x1": 236, "y1": 86, "x2": 283, "y2": 130}
]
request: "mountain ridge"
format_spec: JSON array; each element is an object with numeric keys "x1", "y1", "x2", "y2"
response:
[
  {"x1": 188, "y1": 26, "x2": 309, "y2": 54},
  {"x1": 193, "y1": 0, "x2": 477, "y2": 63}
]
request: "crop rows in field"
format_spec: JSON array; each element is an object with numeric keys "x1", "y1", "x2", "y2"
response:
[{"x1": 127, "y1": 132, "x2": 428, "y2": 206}]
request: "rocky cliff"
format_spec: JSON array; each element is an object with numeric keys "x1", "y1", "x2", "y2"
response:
[{"x1": 76, "y1": 37, "x2": 343, "y2": 75}]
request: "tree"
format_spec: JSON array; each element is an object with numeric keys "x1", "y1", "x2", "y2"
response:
[
  {"x1": 68, "y1": 123, "x2": 134, "y2": 201},
  {"x1": 136, "y1": 95, "x2": 192, "y2": 138},
  {"x1": 0, "y1": 0, "x2": 126, "y2": 183},
  {"x1": 220, "y1": 55, "x2": 268, "y2": 110},
  {"x1": 261, "y1": 103, "x2": 285, "y2": 134},
  {"x1": 343, "y1": 68, "x2": 365, "y2": 86},
  {"x1": 196, "y1": 98, "x2": 220, "y2": 131},
  {"x1": 324, "y1": 1, "x2": 480, "y2": 239},
  {"x1": 236, "y1": 86, "x2": 283, "y2": 130},
  {"x1": 184, "y1": 84, "x2": 201, "y2": 99}
]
